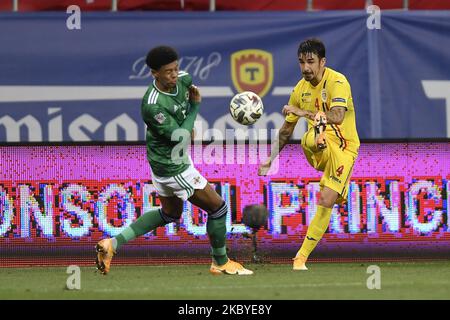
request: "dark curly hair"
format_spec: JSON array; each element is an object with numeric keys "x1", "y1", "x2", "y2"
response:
[
  {"x1": 298, "y1": 38, "x2": 326, "y2": 59},
  {"x1": 145, "y1": 46, "x2": 179, "y2": 71}
]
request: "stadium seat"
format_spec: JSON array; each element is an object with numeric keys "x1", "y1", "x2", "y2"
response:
[
  {"x1": 216, "y1": 0, "x2": 307, "y2": 11},
  {"x1": 0, "y1": 2, "x2": 13, "y2": 11},
  {"x1": 372, "y1": 0, "x2": 404, "y2": 10},
  {"x1": 120, "y1": 0, "x2": 307, "y2": 11},
  {"x1": 119, "y1": 0, "x2": 207, "y2": 11},
  {"x1": 2, "y1": 0, "x2": 450, "y2": 11},
  {"x1": 312, "y1": 0, "x2": 367, "y2": 10},
  {"x1": 409, "y1": 0, "x2": 450, "y2": 10},
  {"x1": 8, "y1": 0, "x2": 111, "y2": 11}
]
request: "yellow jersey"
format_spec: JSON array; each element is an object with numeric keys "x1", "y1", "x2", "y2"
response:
[{"x1": 286, "y1": 67, "x2": 360, "y2": 156}]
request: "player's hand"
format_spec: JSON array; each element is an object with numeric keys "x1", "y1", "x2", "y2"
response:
[
  {"x1": 258, "y1": 159, "x2": 272, "y2": 176},
  {"x1": 189, "y1": 85, "x2": 201, "y2": 104},
  {"x1": 282, "y1": 105, "x2": 303, "y2": 117}
]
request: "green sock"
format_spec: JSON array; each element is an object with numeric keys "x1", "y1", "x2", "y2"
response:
[
  {"x1": 207, "y1": 212, "x2": 229, "y2": 266},
  {"x1": 114, "y1": 209, "x2": 167, "y2": 251}
]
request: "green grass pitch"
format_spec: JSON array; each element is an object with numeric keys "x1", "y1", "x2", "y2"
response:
[{"x1": 1, "y1": 261, "x2": 450, "y2": 300}]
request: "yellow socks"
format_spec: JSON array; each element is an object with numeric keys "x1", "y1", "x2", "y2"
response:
[{"x1": 297, "y1": 205, "x2": 332, "y2": 259}]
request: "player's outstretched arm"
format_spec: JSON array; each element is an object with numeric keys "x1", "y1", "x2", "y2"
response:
[
  {"x1": 282, "y1": 104, "x2": 314, "y2": 120},
  {"x1": 258, "y1": 120, "x2": 296, "y2": 176},
  {"x1": 282, "y1": 104, "x2": 345, "y2": 125},
  {"x1": 324, "y1": 106, "x2": 345, "y2": 125}
]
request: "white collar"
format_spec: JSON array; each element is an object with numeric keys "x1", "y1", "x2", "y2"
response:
[{"x1": 153, "y1": 79, "x2": 178, "y2": 96}]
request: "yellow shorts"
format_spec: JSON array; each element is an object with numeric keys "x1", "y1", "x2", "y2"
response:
[{"x1": 301, "y1": 128, "x2": 357, "y2": 204}]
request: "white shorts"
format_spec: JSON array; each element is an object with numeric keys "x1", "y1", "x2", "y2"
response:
[{"x1": 151, "y1": 165, "x2": 208, "y2": 201}]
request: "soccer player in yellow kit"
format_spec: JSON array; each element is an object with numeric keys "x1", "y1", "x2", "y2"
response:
[{"x1": 259, "y1": 38, "x2": 360, "y2": 270}]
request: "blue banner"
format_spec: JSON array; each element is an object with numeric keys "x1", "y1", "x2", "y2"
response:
[{"x1": 0, "y1": 11, "x2": 449, "y2": 142}]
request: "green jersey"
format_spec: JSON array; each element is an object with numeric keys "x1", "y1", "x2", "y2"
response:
[{"x1": 141, "y1": 71, "x2": 199, "y2": 177}]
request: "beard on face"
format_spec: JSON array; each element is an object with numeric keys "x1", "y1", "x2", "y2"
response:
[{"x1": 303, "y1": 72, "x2": 313, "y2": 80}]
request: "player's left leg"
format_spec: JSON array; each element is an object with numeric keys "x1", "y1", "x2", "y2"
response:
[
  {"x1": 95, "y1": 171, "x2": 184, "y2": 275},
  {"x1": 293, "y1": 187, "x2": 337, "y2": 270},
  {"x1": 114, "y1": 195, "x2": 183, "y2": 250},
  {"x1": 294, "y1": 144, "x2": 356, "y2": 270},
  {"x1": 188, "y1": 183, "x2": 253, "y2": 275},
  {"x1": 95, "y1": 196, "x2": 182, "y2": 275}
]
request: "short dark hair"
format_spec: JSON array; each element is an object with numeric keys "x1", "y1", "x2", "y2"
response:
[
  {"x1": 298, "y1": 38, "x2": 326, "y2": 59},
  {"x1": 145, "y1": 46, "x2": 178, "y2": 70}
]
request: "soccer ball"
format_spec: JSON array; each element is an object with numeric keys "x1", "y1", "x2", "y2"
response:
[{"x1": 229, "y1": 91, "x2": 264, "y2": 125}]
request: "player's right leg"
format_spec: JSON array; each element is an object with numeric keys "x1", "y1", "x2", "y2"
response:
[
  {"x1": 301, "y1": 128, "x2": 328, "y2": 172},
  {"x1": 95, "y1": 183, "x2": 183, "y2": 275},
  {"x1": 188, "y1": 183, "x2": 253, "y2": 276}
]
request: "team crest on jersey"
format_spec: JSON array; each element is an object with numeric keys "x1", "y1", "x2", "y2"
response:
[
  {"x1": 154, "y1": 112, "x2": 166, "y2": 124},
  {"x1": 321, "y1": 89, "x2": 327, "y2": 103},
  {"x1": 231, "y1": 49, "x2": 273, "y2": 98},
  {"x1": 185, "y1": 91, "x2": 189, "y2": 100},
  {"x1": 193, "y1": 176, "x2": 201, "y2": 185},
  {"x1": 301, "y1": 92, "x2": 311, "y2": 103}
]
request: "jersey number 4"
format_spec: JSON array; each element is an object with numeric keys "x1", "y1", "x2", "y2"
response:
[{"x1": 336, "y1": 165, "x2": 344, "y2": 177}]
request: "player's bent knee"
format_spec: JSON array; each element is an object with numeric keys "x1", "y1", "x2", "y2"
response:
[
  {"x1": 318, "y1": 194, "x2": 335, "y2": 208},
  {"x1": 160, "y1": 209, "x2": 182, "y2": 222},
  {"x1": 208, "y1": 202, "x2": 228, "y2": 219},
  {"x1": 169, "y1": 211, "x2": 183, "y2": 219},
  {"x1": 318, "y1": 187, "x2": 340, "y2": 208},
  {"x1": 210, "y1": 198, "x2": 226, "y2": 213}
]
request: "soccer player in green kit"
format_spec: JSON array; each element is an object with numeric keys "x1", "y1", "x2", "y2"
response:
[{"x1": 95, "y1": 46, "x2": 252, "y2": 276}]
